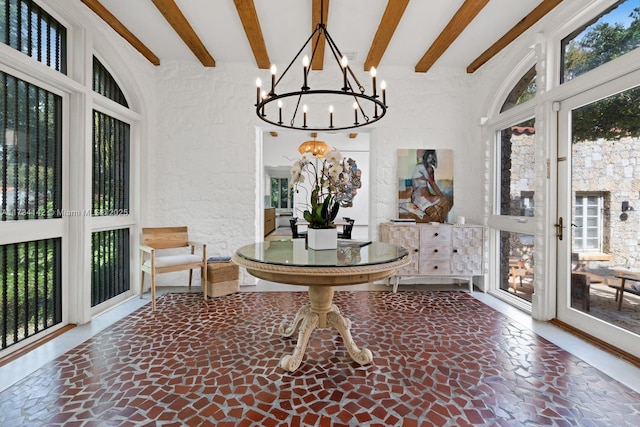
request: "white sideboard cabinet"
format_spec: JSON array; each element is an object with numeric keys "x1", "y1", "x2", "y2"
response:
[{"x1": 380, "y1": 222, "x2": 484, "y2": 292}]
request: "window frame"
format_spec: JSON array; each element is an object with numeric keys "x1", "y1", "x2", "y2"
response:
[
  {"x1": 0, "y1": 0, "x2": 143, "y2": 354},
  {"x1": 573, "y1": 192, "x2": 604, "y2": 253},
  {"x1": 270, "y1": 176, "x2": 291, "y2": 209}
]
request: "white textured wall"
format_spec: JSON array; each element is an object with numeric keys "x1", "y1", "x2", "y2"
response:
[
  {"x1": 151, "y1": 62, "x2": 260, "y2": 258},
  {"x1": 148, "y1": 63, "x2": 480, "y2": 253},
  {"x1": 368, "y1": 67, "x2": 479, "y2": 232}
]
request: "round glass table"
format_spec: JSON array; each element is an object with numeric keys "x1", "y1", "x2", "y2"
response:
[{"x1": 232, "y1": 240, "x2": 410, "y2": 371}]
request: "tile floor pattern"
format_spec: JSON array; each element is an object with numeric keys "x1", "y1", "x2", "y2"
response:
[{"x1": 2, "y1": 291, "x2": 640, "y2": 426}]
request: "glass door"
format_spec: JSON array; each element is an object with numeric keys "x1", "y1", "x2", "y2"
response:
[
  {"x1": 557, "y1": 78, "x2": 640, "y2": 356},
  {"x1": 490, "y1": 118, "x2": 537, "y2": 306}
]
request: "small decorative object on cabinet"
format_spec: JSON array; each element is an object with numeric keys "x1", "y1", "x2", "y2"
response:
[{"x1": 380, "y1": 222, "x2": 484, "y2": 292}]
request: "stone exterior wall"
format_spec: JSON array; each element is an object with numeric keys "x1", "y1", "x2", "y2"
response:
[
  {"x1": 508, "y1": 131, "x2": 536, "y2": 217},
  {"x1": 573, "y1": 137, "x2": 640, "y2": 268},
  {"x1": 512, "y1": 134, "x2": 640, "y2": 268}
]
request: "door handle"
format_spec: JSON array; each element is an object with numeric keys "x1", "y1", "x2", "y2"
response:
[{"x1": 554, "y1": 217, "x2": 564, "y2": 240}]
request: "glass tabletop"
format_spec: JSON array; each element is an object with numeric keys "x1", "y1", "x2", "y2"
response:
[{"x1": 235, "y1": 240, "x2": 408, "y2": 268}]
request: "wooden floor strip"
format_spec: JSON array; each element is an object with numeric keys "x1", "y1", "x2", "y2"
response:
[
  {"x1": 550, "y1": 318, "x2": 640, "y2": 368},
  {"x1": 0, "y1": 324, "x2": 77, "y2": 368}
]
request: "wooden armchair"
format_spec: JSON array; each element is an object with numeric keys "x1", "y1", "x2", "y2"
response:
[{"x1": 140, "y1": 226, "x2": 207, "y2": 311}]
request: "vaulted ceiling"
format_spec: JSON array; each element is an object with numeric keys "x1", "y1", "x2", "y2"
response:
[{"x1": 81, "y1": 0, "x2": 563, "y2": 74}]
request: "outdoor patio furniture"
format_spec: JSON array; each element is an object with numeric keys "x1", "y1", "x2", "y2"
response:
[
  {"x1": 571, "y1": 272, "x2": 591, "y2": 312},
  {"x1": 509, "y1": 257, "x2": 527, "y2": 290},
  {"x1": 611, "y1": 270, "x2": 640, "y2": 310}
]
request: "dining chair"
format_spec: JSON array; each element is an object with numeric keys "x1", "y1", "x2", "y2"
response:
[
  {"x1": 338, "y1": 217, "x2": 355, "y2": 239},
  {"x1": 290, "y1": 217, "x2": 307, "y2": 239}
]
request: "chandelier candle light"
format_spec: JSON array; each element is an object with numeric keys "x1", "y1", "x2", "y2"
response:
[{"x1": 254, "y1": 1, "x2": 387, "y2": 131}]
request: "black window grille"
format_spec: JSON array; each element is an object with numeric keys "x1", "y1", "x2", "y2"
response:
[
  {"x1": 1, "y1": 71, "x2": 63, "y2": 221},
  {"x1": 1, "y1": 238, "x2": 62, "y2": 350},
  {"x1": 0, "y1": 0, "x2": 67, "y2": 73},
  {"x1": 92, "y1": 56, "x2": 128, "y2": 108},
  {"x1": 91, "y1": 228, "x2": 130, "y2": 307},
  {"x1": 92, "y1": 110, "x2": 130, "y2": 217}
]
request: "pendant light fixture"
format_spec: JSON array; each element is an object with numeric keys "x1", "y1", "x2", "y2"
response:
[
  {"x1": 298, "y1": 137, "x2": 331, "y2": 158},
  {"x1": 254, "y1": 0, "x2": 387, "y2": 132}
]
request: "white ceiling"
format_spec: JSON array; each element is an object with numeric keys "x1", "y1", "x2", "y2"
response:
[{"x1": 95, "y1": 0, "x2": 544, "y2": 71}]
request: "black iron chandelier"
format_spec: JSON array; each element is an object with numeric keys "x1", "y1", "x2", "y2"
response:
[{"x1": 254, "y1": 3, "x2": 387, "y2": 132}]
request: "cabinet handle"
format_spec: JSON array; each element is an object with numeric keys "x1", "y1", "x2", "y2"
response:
[
  {"x1": 434, "y1": 233, "x2": 439, "y2": 236},
  {"x1": 453, "y1": 249, "x2": 458, "y2": 253},
  {"x1": 433, "y1": 265, "x2": 438, "y2": 269},
  {"x1": 414, "y1": 248, "x2": 419, "y2": 252},
  {"x1": 434, "y1": 249, "x2": 438, "y2": 253}
]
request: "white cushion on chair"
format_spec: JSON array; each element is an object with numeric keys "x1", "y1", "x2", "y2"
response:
[{"x1": 144, "y1": 254, "x2": 203, "y2": 268}]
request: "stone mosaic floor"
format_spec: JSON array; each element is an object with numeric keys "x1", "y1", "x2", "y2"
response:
[{"x1": 1, "y1": 291, "x2": 640, "y2": 426}]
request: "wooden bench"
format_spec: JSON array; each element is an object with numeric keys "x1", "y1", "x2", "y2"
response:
[{"x1": 610, "y1": 270, "x2": 640, "y2": 311}]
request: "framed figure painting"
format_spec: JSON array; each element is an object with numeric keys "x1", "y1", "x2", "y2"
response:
[{"x1": 397, "y1": 149, "x2": 454, "y2": 223}]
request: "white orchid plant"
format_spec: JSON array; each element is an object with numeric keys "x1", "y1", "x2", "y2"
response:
[{"x1": 290, "y1": 149, "x2": 362, "y2": 229}]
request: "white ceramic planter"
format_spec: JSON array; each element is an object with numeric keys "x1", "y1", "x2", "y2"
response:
[{"x1": 307, "y1": 227, "x2": 338, "y2": 250}]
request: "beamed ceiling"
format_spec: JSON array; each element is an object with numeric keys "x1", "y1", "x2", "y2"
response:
[{"x1": 80, "y1": 0, "x2": 563, "y2": 74}]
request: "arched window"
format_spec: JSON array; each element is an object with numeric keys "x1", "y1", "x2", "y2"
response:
[
  {"x1": 500, "y1": 66, "x2": 536, "y2": 113},
  {"x1": 90, "y1": 58, "x2": 132, "y2": 307},
  {"x1": 1, "y1": 0, "x2": 140, "y2": 350},
  {"x1": 93, "y1": 56, "x2": 128, "y2": 108},
  {"x1": 491, "y1": 66, "x2": 538, "y2": 305}
]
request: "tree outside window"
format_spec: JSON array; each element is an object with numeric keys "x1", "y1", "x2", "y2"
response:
[{"x1": 270, "y1": 177, "x2": 291, "y2": 209}]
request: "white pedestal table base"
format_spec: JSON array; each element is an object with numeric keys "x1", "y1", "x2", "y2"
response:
[{"x1": 278, "y1": 286, "x2": 373, "y2": 372}]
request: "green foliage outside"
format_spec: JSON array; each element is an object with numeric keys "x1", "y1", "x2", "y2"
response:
[
  {"x1": 1, "y1": 71, "x2": 62, "y2": 219},
  {"x1": 271, "y1": 177, "x2": 292, "y2": 209},
  {"x1": 564, "y1": 5, "x2": 640, "y2": 142},
  {"x1": 572, "y1": 86, "x2": 640, "y2": 142},
  {"x1": 91, "y1": 230, "x2": 130, "y2": 307},
  {"x1": 0, "y1": 240, "x2": 61, "y2": 349},
  {"x1": 516, "y1": 79, "x2": 536, "y2": 105}
]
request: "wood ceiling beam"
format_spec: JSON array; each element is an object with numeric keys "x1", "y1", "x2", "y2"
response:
[
  {"x1": 311, "y1": 0, "x2": 329, "y2": 70},
  {"x1": 151, "y1": 0, "x2": 215, "y2": 67},
  {"x1": 364, "y1": 0, "x2": 409, "y2": 71},
  {"x1": 467, "y1": 0, "x2": 563, "y2": 73},
  {"x1": 80, "y1": 0, "x2": 160, "y2": 66},
  {"x1": 415, "y1": 0, "x2": 489, "y2": 73},
  {"x1": 233, "y1": 0, "x2": 271, "y2": 69}
]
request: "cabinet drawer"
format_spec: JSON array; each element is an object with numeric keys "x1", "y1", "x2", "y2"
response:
[
  {"x1": 420, "y1": 244, "x2": 451, "y2": 257},
  {"x1": 419, "y1": 258, "x2": 452, "y2": 275},
  {"x1": 420, "y1": 227, "x2": 451, "y2": 243}
]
